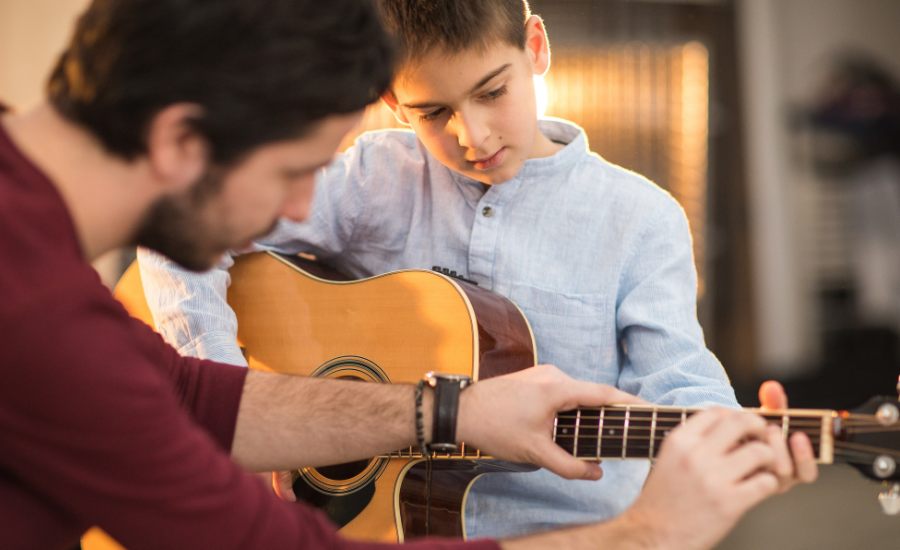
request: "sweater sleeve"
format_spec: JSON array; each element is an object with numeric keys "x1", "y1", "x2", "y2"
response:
[{"x1": 0, "y1": 275, "x2": 498, "y2": 550}]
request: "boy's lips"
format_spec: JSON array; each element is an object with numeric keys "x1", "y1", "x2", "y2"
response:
[{"x1": 470, "y1": 147, "x2": 506, "y2": 170}]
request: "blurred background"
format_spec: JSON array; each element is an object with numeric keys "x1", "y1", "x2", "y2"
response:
[{"x1": 2, "y1": 0, "x2": 899, "y2": 546}]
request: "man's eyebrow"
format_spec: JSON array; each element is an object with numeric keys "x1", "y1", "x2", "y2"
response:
[{"x1": 400, "y1": 63, "x2": 513, "y2": 110}]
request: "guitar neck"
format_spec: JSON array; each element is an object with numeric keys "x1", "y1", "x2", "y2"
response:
[{"x1": 553, "y1": 405, "x2": 837, "y2": 464}]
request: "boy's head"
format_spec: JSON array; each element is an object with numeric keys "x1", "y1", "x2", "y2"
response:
[{"x1": 378, "y1": 0, "x2": 559, "y2": 186}]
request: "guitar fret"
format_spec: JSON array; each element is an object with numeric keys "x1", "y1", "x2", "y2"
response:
[
  {"x1": 574, "y1": 409, "x2": 582, "y2": 458},
  {"x1": 649, "y1": 409, "x2": 658, "y2": 459},
  {"x1": 782, "y1": 414, "x2": 789, "y2": 441},
  {"x1": 553, "y1": 415, "x2": 559, "y2": 444},
  {"x1": 622, "y1": 407, "x2": 630, "y2": 459},
  {"x1": 598, "y1": 408, "x2": 605, "y2": 460}
]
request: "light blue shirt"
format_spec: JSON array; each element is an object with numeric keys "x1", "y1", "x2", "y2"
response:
[{"x1": 138, "y1": 118, "x2": 738, "y2": 538}]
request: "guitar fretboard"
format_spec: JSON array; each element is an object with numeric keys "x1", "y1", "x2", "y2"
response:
[{"x1": 553, "y1": 405, "x2": 835, "y2": 463}]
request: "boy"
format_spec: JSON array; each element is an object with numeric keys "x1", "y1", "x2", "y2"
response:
[{"x1": 140, "y1": 0, "x2": 740, "y2": 539}]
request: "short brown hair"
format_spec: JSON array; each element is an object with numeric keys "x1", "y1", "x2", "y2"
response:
[{"x1": 377, "y1": 0, "x2": 531, "y2": 67}]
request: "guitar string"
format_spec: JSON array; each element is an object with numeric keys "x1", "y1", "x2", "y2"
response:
[
  {"x1": 554, "y1": 417, "x2": 847, "y2": 426},
  {"x1": 386, "y1": 416, "x2": 892, "y2": 458},
  {"x1": 832, "y1": 441, "x2": 900, "y2": 458},
  {"x1": 556, "y1": 412, "x2": 882, "y2": 424},
  {"x1": 555, "y1": 415, "x2": 865, "y2": 424},
  {"x1": 557, "y1": 418, "x2": 832, "y2": 430}
]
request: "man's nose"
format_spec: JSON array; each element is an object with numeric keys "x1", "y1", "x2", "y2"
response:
[{"x1": 279, "y1": 175, "x2": 315, "y2": 222}]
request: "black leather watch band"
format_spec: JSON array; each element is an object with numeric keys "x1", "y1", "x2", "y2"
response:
[{"x1": 425, "y1": 372, "x2": 472, "y2": 453}]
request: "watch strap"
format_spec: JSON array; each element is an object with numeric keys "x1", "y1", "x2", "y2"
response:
[{"x1": 426, "y1": 372, "x2": 471, "y2": 453}]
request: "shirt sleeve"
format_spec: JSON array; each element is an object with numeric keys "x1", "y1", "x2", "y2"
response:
[
  {"x1": 138, "y1": 142, "x2": 370, "y2": 365},
  {"x1": 0, "y1": 275, "x2": 498, "y2": 550},
  {"x1": 614, "y1": 197, "x2": 740, "y2": 408}
]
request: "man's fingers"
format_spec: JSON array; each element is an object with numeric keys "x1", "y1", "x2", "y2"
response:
[
  {"x1": 560, "y1": 379, "x2": 646, "y2": 410},
  {"x1": 765, "y1": 425, "x2": 794, "y2": 485},
  {"x1": 705, "y1": 410, "x2": 769, "y2": 455},
  {"x1": 534, "y1": 441, "x2": 604, "y2": 480},
  {"x1": 722, "y1": 440, "x2": 776, "y2": 484},
  {"x1": 758, "y1": 380, "x2": 788, "y2": 410},
  {"x1": 273, "y1": 470, "x2": 296, "y2": 502},
  {"x1": 789, "y1": 432, "x2": 819, "y2": 483},
  {"x1": 733, "y1": 470, "x2": 780, "y2": 509}
]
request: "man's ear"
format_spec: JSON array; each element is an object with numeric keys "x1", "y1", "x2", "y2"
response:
[
  {"x1": 524, "y1": 15, "x2": 551, "y2": 77},
  {"x1": 380, "y1": 90, "x2": 411, "y2": 125},
  {"x1": 145, "y1": 103, "x2": 209, "y2": 193}
]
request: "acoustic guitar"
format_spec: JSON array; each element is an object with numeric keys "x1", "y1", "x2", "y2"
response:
[{"x1": 83, "y1": 251, "x2": 900, "y2": 549}]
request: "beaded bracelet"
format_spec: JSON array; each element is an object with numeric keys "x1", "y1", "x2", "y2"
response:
[{"x1": 414, "y1": 379, "x2": 430, "y2": 456}]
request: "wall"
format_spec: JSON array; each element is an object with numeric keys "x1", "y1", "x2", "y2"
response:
[
  {"x1": 0, "y1": 0, "x2": 123, "y2": 286},
  {"x1": 0, "y1": 0, "x2": 89, "y2": 107},
  {"x1": 737, "y1": 0, "x2": 900, "y2": 375}
]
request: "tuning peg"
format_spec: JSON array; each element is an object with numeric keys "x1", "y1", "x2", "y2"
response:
[
  {"x1": 876, "y1": 403, "x2": 900, "y2": 425},
  {"x1": 879, "y1": 483, "x2": 900, "y2": 515}
]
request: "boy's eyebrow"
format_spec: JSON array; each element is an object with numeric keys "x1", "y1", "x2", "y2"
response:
[
  {"x1": 467, "y1": 63, "x2": 512, "y2": 95},
  {"x1": 400, "y1": 63, "x2": 512, "y2": 110}
]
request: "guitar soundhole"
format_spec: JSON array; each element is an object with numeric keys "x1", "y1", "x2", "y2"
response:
[
  {"x1": 293, "y1": 356, "x2": 391, "y2": 527},
  {"x1": 293, "y1": 471, "x2": 376, "y2": 529},
  {"x1": 315, "y1": 458, "x2": 372, "y2": 481}
]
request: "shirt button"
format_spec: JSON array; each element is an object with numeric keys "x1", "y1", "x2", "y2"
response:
[{"x1": 482, "y1": 206, "x2": 494, "y2": 218}]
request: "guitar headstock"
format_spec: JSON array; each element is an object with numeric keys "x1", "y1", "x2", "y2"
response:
[
  {"x1": 836, "y1": 394, "x2": 900, "y2": 514},
  {"x1": 838, "y1": 396, "x2": 900, "y2": 482}
]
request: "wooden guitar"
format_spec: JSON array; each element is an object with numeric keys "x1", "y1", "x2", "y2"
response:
[{"x1": 83, "y1": 251, "x2": 900, "y2": 549}]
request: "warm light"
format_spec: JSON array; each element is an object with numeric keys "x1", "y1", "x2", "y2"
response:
[
  {"x1": 535, "y1": 74, "x2": 549, "y2": 118},
  {"x1": 542, "y1": 42, "x2": 710, "y2": 297}
]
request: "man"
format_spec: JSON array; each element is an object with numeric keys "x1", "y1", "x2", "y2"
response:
[{"x1": 0, "y1": 1, "x2": 815, "y2": 549}]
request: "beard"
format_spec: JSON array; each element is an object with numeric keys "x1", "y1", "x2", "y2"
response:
[{"x1": 133, "y1": 166, "x2": 234, "y2": 272}]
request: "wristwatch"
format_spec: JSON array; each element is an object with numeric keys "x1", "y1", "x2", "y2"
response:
[{"x1": 424, "y1": 372, "x2": 473, "y2": 453}]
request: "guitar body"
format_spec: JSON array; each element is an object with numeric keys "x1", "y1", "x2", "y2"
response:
[{"x1": 84, "y1": 251, "x2": 537, "y2": 548}]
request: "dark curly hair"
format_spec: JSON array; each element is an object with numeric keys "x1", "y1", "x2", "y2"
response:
[{"x1": 48, "y1": 0, "x2": 396, "y2": 164}]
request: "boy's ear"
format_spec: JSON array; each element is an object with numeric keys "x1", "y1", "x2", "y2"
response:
[
  {"x1": 524, "y1": 15, "x2": 551, "y2": 76},
  {"x1": 380, "y1": 90, "x2": 411, "y2": 125},
  {"x1": 145, "y1": 103, "x2": 209, "y2": 194}
]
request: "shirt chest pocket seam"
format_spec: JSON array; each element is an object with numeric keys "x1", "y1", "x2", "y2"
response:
[
  {"x1": 508, "y1": 282, "x2": 605, "y2": 317},
  {"x1": 507, "y1": 283, "x2": 612, "y2": 384}
]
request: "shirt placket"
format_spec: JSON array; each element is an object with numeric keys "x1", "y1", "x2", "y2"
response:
[{"x1": 467, "y1": 188, "x2": 504, "y2": 291}]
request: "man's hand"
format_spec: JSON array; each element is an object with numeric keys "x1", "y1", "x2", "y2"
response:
[
  {"x1": 758, "y1": 380, "x2": 819, "y2": 491},
  {"x1": 457, "y1": 364, "x2": 645, "y2": 481},
  {"x1": 613, "y1": 408, "x2": 782, "y2": 550},
  {"x1": 503, "y1": 406, "x2": 796, "y2": 550},
  {"x1": 602, "y1": 382, "x2": 819, "y2": 550}
]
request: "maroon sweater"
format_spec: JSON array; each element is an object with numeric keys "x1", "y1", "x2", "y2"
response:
[{"x1": 0, "y1": 119, "x2": 499, "y2": 550}]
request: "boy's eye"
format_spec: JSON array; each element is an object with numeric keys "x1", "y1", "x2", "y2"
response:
[
  {"x1": 482, "y1": 85, "x2": 508, "y2": 101},
  {"x1": 419, "y1": 107, "x2": 446, "y2": 123}
]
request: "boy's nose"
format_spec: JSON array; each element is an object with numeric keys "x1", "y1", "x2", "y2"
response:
[{"x1": 453, "y1": 112, "x2": 490, "y2": 150}]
